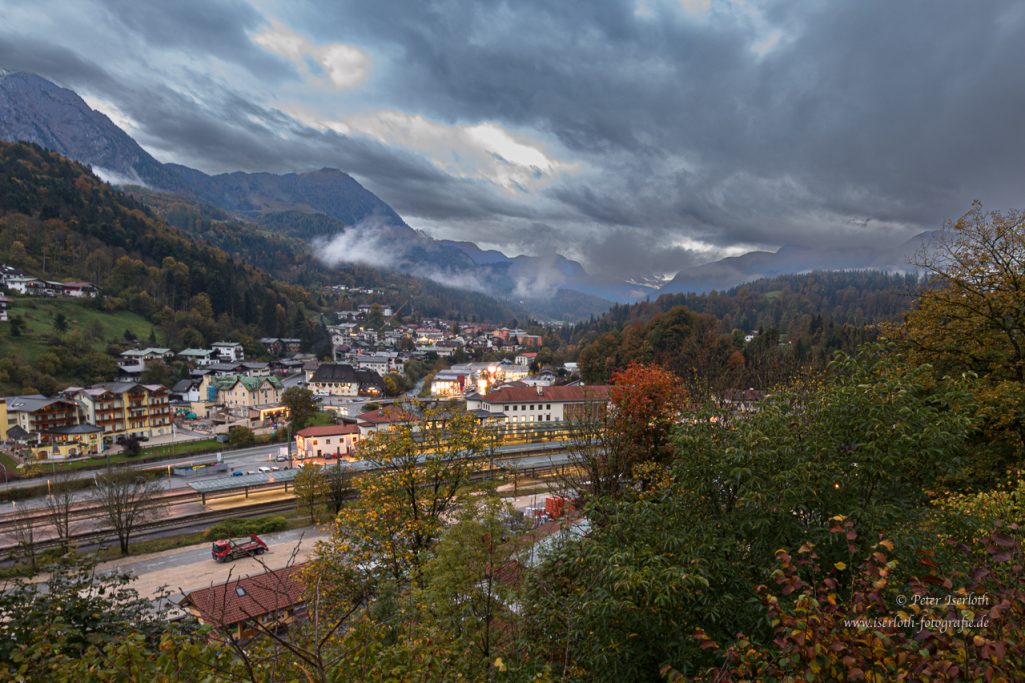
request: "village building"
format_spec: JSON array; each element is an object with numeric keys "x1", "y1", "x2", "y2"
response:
[
  {"x1": 62, "y1": 383, "x2": 173, "y2": 444},
  {"x1": 201, "y1": 374, "x2": 284, "y2": 410},
  {"x1": 307, "y1": 363, "x2": 383, "y2": 397},
  {"x1": 356, "y1": 405, "x2": 416, "y2": 437},
  {"x1": 211, "y1": 341, "x2": 245, "y2": 363},
  {"x1": 181, "y1": 564, "x2": 308, "y2": 642},
  {"x1": 466, "y1": 384, "x2": 611, "y2": 424},
  {"x1": 294, "y1": 423, "x2": 361, "y2": 459}
]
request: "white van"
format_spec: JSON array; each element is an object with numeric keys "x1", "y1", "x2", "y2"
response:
[{"x1": 258, "y1": 466, "x2": 272, "y2": 474}]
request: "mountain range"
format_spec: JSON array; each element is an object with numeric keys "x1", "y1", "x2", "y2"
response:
[{"x1": 0, "y1": 69, "x2": 931, "y2": 311}]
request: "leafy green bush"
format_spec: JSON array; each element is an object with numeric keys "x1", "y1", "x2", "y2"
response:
[{"x1": 204, "y1": 515, "x2": 288, "y2": 541}]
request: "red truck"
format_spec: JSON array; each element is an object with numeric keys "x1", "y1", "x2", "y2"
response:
[{"x1": 211, "y1": 535, "x2": 268, "y2": 562}]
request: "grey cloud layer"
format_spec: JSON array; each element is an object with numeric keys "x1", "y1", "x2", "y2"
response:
[{"x1": 4, "y1": 0, "x2": 1025, "y2": 279}]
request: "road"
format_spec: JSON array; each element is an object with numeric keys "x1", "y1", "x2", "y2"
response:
[
  {"x1": 96, "y1": 491, "x2": 558, "y2": 603},
  {"x1": 2, "y1": 442, "x2": 288, "y2": 495},
  {"x1": 22, "y1": 526, "x2": 330, "y2": 603}
]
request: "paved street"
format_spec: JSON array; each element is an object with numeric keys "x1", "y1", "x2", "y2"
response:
[{"x1": 97, "y1": 526, "x2": 330, "y2": 600}]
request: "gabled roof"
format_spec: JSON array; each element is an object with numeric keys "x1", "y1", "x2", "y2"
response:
[
  {"x1": 171, "y1": 379, "x2": 200, "y2": 393},
  {"x1": 44, "y1": 423, "x2": 104, "y2": 435},
  {"x1": 178, "y1": 348, "x2": 214, "y2": 357},
  {"x1": 482, "y1": 385, "x2": 611, "y2": 404},
  {"x1": 6, "y1": 425, "x2": 30, "y2": 440},
  {"x1": 309, "y1": 363, "x2": 359, "y2": 383},
  {"x1": 181, "y1": 563, "x2": 307, "y2": 628},
  {"x1": 212, "y1": 375, "x2": 283, "y2": 392},
  {"x1": 296, "y1": 424, "x2": 360, "y2": 437},
  {"x1": 356, "y1": 406, "x2": 416, "y2": 424},
  {"x1": 4, "y1": 395, "x2": 78, "y2": 413}
]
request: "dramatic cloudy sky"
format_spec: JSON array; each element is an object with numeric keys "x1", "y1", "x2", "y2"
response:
[{"x1": 2, "y1": 0, "x2": 1024, "y2": 279}]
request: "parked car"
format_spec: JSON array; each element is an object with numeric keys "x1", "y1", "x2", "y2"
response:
[
  {"x1": 258, "y1": 466, "x2": 272, "y2": 474},
  {"x1": 231, "y1": 470, "x2": 244, "y2": 477},
  {"x1": 276, "y1": 454, "x2": 289, "y2": 462}
]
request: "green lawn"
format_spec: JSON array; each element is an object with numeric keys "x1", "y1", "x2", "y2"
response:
[{"x1": 0, "y1": 296, "x2": 159, "y2": 365}]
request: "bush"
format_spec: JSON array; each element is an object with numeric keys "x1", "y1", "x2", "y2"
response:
[
  {"x1": 227, "y1": 426, "x2": 255, "y2": 447},
  {"x1": 121, "y1": 437, "x2": 142, "y2": 456},
  {"x1": 204, "y1": 515, "x2": 288, "y2": 541}
]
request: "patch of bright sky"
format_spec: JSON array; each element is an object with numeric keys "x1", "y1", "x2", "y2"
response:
[{"x1": 250, "y1": 17, "x2": 370, "y2": 90}]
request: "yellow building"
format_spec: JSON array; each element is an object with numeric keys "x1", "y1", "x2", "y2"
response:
[
  {"x1": 63, "y1": 382, "x2": 172, "y2": 445},
  {"x1": 0, "y1": 398, "x2": 8, "y2": 440},
  {"x1": 202, "y1": 374, "x2": 284, "y2": 409},
  {"x1": 30, "y1": 424, "x2": 104, "y2": 460}
]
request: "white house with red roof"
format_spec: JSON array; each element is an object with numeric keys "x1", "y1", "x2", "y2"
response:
[
  {"x1": 466, "y1": 384, "x2": 610, "y2": 425},
  {"x1": 514, "y1": 352, "x2": 538, "y2": 366},
  {"x1": 294, "y1": 423, "x2": 361, "y2": 459}
]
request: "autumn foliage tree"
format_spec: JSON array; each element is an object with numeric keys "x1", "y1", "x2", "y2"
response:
[
  {"x1": 901, "y1": 201, "x2": 1025, "y2": 462},
  {"x1": 691, "y1": 516, "x2": 1025, "y2": 682},
  {"x1": 608, "y1": 362, "x2": 689, "y2": 469},
  {"x1": 564, "y1": 362, "x2": 687, "y2": 501},
  {"x1": 314, "y1": 404, "x2": 494, "y2": 587}
]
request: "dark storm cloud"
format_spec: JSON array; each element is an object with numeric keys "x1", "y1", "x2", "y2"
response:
[
  {"x1": 287, "y1": 0, "x2": 1025, "y2": 250},
  {"x1": 5, "y1": 0, "x2": 1025, "y2": 279},
  {"x1": 96, "y1": 0, "x2": 292, "y2": 79}
]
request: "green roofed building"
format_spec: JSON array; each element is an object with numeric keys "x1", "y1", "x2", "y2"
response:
[{"x1": 203, "y1": 374, "x2": 284, "y2": 410}]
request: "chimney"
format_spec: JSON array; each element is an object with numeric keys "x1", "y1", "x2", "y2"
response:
[{"x1": 536, "y1": 385, "x2": 543, "y2": 396}]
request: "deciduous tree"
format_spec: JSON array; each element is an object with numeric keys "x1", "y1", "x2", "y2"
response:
[{"x1": 92, "y1": 470, "x2": 162, "y2": 554}]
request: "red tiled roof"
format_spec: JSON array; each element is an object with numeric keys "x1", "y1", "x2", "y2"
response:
[
  {"x1": 356, "y1": 406, "x2": 416, "y2": 424},
  {"x1": 182, "y1": 563, "x2": 306, "y2": 628},
  {"x1": 482, "y1": 385, "x2": 610, "y2": 404},
  {"x1": 296, "y1": 424, "x2": 360, "y2": 437}
]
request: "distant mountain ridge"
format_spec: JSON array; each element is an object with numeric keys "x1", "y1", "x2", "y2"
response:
[
  {"x1": 0, "y1": 70, "x2": 628, "y2": 315},
  {"x1": 0, "y1": 69, "x2": 932, "y2": 310},
  {"x1": 658, "y1": 233, "x2": 935, "y2": 295}
]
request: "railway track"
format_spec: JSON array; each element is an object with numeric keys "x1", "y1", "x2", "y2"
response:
[{"x1": 0, "y1": 447, "x2": 576, "y2": 555}]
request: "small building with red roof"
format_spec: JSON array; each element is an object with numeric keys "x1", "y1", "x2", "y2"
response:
[
  {"x1": 356, "y1": 405, "x2": 416, "y2": 436},
  {"x1": 181, "y1": 563, "x2": 307, "y2": 641},
  {"x1": 295, "y1": 423, "x2": 361, "y2": 459}
]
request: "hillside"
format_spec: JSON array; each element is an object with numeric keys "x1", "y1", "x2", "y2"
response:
[
  {"x1": 569, "y1": 270, "x2": 923, "y2": 389},
  {"x1": 128, "y1": 188, "x2": 529, "y2": 323},
  {"x1": 0, "y1": 141, "x2": 326, "y2": 350},
  {"x1": 0, "y1": 71, "x2": 627, "y2": 313},
  {"x1": 0, "y1": 297, "x2": 157, "y2": 395}
]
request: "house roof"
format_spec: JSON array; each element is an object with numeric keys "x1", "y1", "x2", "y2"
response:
[
  {"x1": 171, "y1": 379, "x2": 199, "y2": 393},
  {"x1": 209, "y1": 362, "x2": 245, "y2": 372},
  {"x1": 6, "y1": 425, "x2": 30, "y2": 440},
  {"x1": 356, "y1": 406, "x2": 416, "y2": 424},
  {"x1": 181, "y1": 563, "x2": 307, "y2": 628},
  {"x1": 212, "y1": 375, "x2": 283, "y2": 392},
  {"x1": 356, "y1": 369, "x2": 383, "y2": 386},
  {"x1": 178, "y1": 348, "x2": 214, "y2": 357},
  {"x1": 4, "y1": 395, "x2": 78, "y2": 413},
  {"x1": 482, "y1": 385, "x2": 611, "y2": 404},
  {"x1": 296, "y1": 424, "x2": 360, "y2": 437},
  {"x1": 44, "y1": 423, "x2": 104, "y2": 435},
  {"x1": 309, "y1": 363, "x2": 359, "y2": 383}
]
